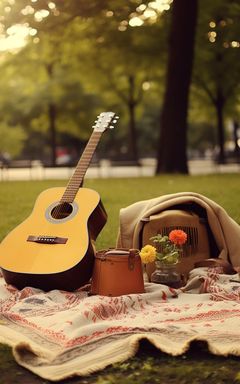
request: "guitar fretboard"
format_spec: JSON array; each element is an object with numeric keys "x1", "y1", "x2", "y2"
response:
[{"x1": 60, "y1": 131, "x2": 102, "y2": 203}]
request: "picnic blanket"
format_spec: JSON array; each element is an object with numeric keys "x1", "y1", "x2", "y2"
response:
[{"x1": 1, "y1": 267, "x2": 240, "y2": 381}]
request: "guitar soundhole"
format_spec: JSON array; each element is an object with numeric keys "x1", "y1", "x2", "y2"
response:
[{"x1": 51, "y1": 202, "x2": 73, "y2": 220}]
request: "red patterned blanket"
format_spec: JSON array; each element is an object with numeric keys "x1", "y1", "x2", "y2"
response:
[{"x1": 0, "y1": 267, "x2": 240, "y2": 381}]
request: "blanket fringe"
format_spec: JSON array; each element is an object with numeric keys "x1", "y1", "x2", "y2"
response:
[{"x1": 11, "y1": 333, "x2": 240, "y2": 381}]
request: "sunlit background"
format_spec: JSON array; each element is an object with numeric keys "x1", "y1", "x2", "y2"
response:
[
  {"x1": 0, "y1": 0, "x2": 239, "y2": 172},
  {"x1": 0, "y1": 0, "x2": 174, "y2": 51}
]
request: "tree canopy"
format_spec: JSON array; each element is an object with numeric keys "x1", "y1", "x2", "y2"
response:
[{"x1": 0, "y1": 0, "x2": 239, "y2": 170}]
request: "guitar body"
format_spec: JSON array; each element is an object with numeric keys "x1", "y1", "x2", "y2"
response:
[
  {"x1": 0, "y1": 187, "x2": 107, "y2": 291},
  {"x1": 0, "y1": 112, "x2": 118, "y2": 291}
]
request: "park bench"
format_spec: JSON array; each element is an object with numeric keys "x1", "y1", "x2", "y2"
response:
[
  {"x1": 8, "y1": 160, "x2": 33, "y2": 168},
  {"x1": 0, "y1": 160, "x2": 43, "y2": 181}
]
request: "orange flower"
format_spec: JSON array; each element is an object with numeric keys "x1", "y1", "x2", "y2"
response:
[{"x1": 169, "y1": 229, "x2": 187, "y2": 246}]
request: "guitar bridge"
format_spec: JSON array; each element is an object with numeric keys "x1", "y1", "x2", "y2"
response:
[{"x1": 27, "y1": 235, "x2": 68, "y2": 244}]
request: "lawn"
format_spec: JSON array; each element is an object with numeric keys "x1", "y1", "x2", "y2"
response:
[{"x1": 0, "y1": 173, "x2": 240, "y2": 383}]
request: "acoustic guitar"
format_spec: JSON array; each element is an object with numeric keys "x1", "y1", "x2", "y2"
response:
[{"x1": 0, "y1": 112, "x2": 118, "y2": 291}]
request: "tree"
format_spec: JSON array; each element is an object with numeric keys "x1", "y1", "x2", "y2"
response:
[
  {"x1": 79, "y1": 19, "x2": 166, "y2": 162},
  {"x1": 156, "y1": 0, "x2": 198, "y2": 174},
  {"x1": 42, "y1": 2, "x2": 168, "y2": 163},
  {"x1": 1, "y1": 0, "x2": 167, "y2": 164},
  {"x1": 0, "y1": 35, "x2": 102, "y2": 164},
  {"x1": 0, "y1": 0, "x2": 172, "y2": 161},
  {"x1": 193, "y1": 0, "x2": 240, "y2": 163},
  {"x1": 0, "y1": 1, "x2": 112, "y2": 164}
]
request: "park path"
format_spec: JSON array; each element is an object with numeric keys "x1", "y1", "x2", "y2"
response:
[{"x1": 0, "y1": 159, "x2": 239, "y2": 181}]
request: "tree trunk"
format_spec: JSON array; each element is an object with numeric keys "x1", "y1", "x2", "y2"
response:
[
  {"x1": 127, "y1": 75, "x2": 139, "y2": 163},
  {"x1": 46, "y1": 62, "x2": 57, "y2": 167},
  {"x1": 215, "y1": 87, "x2": 225, "y2": 164},
  {"x1": 48, "y1": 103, "x2": 57, "y2": 166},
  {"x1": 156, "y1": 0, "x2": 198, "y2": 174},
  {"x1": 233, "y1": 120, "x2": 240, "y2": 162}
]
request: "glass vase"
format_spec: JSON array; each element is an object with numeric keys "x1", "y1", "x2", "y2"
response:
[{"x1": 150, "y1": 261, "x2": 182, "y2": 288}]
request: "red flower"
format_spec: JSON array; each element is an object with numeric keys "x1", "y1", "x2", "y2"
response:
[{"x1": 169, "y1": 229, "x2": 187, "y2": 246}]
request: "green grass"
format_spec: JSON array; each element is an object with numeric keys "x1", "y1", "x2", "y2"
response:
[
  {"x1": 0, "y1": 173, "x2": 240, "y2": 383},
  {"x1": 1, "y1": 173, "x2": 240, "y2": 246}
]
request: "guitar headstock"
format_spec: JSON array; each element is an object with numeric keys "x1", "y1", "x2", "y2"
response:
[{"x1": 92, "y1": 112, "x2": 119, "y2": 132}]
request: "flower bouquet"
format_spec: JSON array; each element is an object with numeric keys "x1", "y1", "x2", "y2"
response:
[
  {"x1": 140, "y1": 229, "x2": 187, "y2": 265},
  {"x1": 139, "y1": 229, "x2": 187, "y2": 287}
]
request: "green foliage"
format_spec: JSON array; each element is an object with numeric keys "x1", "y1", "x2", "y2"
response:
[
  {"x1": 192, "y1": 0, "x2": 240, "y2": 149},
  {"x1": 0, "y1": 0, "x2": 240, "y2": 165},
  {"x1": 188, "y1": 122, "x2": 217, "y2": 154},
  {"x1": 150, "y1": 234, "x2": 179, "y2": 264},
  {"x1": 194, "y1": 0, "x2": 240, "y2": 102},
  {"x1": 0, "y1": 0, "x2": 170, "y2": 162},
  {"x1": 0, "y1": 36, "x2": 104, "y2": 161},
  {"x1": 0, "y1": 122, "x2": 26, "y2": 157}
]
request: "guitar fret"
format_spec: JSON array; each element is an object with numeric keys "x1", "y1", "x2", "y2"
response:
[
  {"x1": 59, "y1": 113, "x2": 118, "y2": 203},
  {"x1": 60, "y1": 131, "x2": 103, "y2": 203}
]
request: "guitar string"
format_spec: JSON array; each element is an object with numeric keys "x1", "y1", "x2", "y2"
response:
[
  {"x1": 61, "y1": 133, "x2": 102, "y2": 201},
  {"x1": 52, "y1": 137, "x2": 101, "y2": 219},
  {"x1": 52, "y1": 131, "x2": 103, "y2": 219}
]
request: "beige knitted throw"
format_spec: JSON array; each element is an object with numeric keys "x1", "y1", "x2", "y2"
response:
[{"x1": 116, "y1": 192, "x2": 240, "y2": 267}]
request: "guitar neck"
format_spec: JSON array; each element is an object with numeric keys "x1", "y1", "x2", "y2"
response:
[{"x1": 60, "y1": 131, "x2": 103, "y2": 203}]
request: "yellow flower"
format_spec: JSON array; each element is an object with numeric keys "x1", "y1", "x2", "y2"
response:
[{"x1": 139, "y1": 245, "x2": 157, "y2": 264}]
